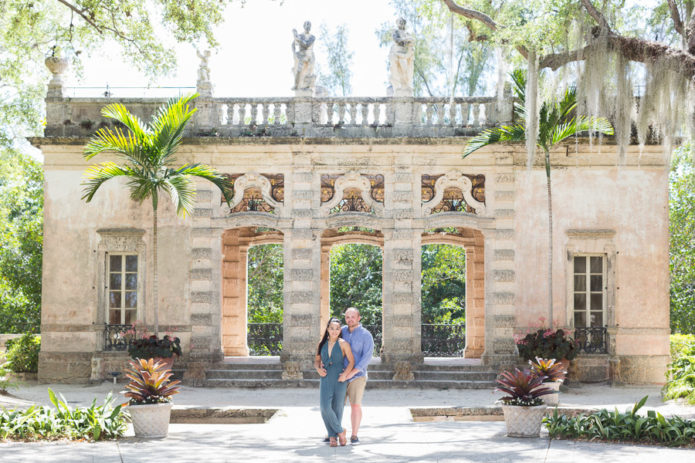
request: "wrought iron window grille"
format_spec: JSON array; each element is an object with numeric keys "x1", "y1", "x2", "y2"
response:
[{"x1": 574, "y1": 326, "x2": 608, "y2": 354}]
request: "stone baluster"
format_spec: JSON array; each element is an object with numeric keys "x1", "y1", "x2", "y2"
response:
[
  {"x1": 373, "y1": 103, "x2": 382, "y2": 125},
  {"x1": 250, "y1": 103, "x2": 258, "y2": 125},
  {"x1": 338, "y1": 102, "x2": 346, "y2": 125},
  {"x1": 425, "y1": 103, "x2": 434, "y2": 126},
  {"x1": 460, "y1": 103, "x2": 469, "y2": 126},
  {"x1": 448, "y1": 102, "x2": 456, "y2": 126},
  {"x1": 274, "y1": 103, "x2": 282, "y2": 125},
  {"x1": 260, "y1": 103, "x2": 268, "y2": 125},
  {"x1": 360, "y1": 103, "x2": 369, "y2": 126},
  {"x1": 349, "y1": 103, "x2": 357, "y2": 125},
  {"x1": 473, "y1": 104, "x2": 481, "y2": 127},
  {"x1": 484, "y1": 102, "x2": 495, "y2": 125}
]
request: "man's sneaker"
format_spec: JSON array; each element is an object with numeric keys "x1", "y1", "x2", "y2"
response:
[
  {"x1": 350, "y1": 436, "x2": 359, "y2": 444},
  {"x1": 323, "y1": 437, "x2": 330, "y2": 443}
]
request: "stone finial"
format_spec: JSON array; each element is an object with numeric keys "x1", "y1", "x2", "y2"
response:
[
  {"x1": 291, "y1": 20, "x2": 316, "y2": 96},
  {"x1": 196, "y1": 49, "x2": 213, "y2": 97},
  {"x1": 45, "y1": 56, "x2": 69, "y2": 98},
  {"x1": 388, "y1": 18, "x2": 415, "y2": 97}
]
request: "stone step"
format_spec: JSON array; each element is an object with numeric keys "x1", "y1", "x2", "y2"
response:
[
  {"x1": 206, "y1": 369, "x2": 284, "y2": 380},
  {"x1": 202, "y1": 377, "x2": 495, "y2": 389},
  {"x1": 414, "y1": 371, "x2": 498, "y2": 381},
  {"x1": 213, "y1": 362, "x2": 284, "y2": 371}
]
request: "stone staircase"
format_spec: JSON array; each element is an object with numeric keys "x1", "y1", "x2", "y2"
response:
[{"x1": 203, "y1": 358, "x2": 497, "y2": 389}]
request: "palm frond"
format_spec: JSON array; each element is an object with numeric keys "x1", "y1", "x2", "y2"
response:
[
  {"x1": 163, "y1": 175, "x2": 196, "y2": 217},
  {"x1": 464, "y1": 125, "x2": 526, "y2": 157},
  {"x1": 100, "y1": 103, "x2": 150, "y2": 142},
  {"x1": 174, "y1": 163, "x2": 234, "y2": 205},
  {"x1": 150, "y1": 93, "x2": 199, "y2": 165},
  {"x1": 126, "y1": 174, "x2": 160, "y2": 204},
  {"x1": 83, "y1": 126, "x2": 149, "y2": 169},
  {"x1": 81, "y1": 162, "x2": 130, "y2": 202}
]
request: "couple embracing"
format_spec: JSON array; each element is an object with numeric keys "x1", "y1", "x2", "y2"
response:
[{"x1": 314, "y1": 307, "x2": 374, "y2": 447}]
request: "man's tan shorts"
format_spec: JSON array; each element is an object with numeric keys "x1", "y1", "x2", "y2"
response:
[{"x1": 346, "y1": 376, "x2": 367, "y2": 405}]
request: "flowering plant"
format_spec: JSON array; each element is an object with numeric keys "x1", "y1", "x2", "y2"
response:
[
  {"x1": 124, "y1": 358, "x2": 180, "y2": 405},
  {"x1": 496, "y1": 368, "x2": 553, "y2": 406},
  {"x1": 529, "y1": 357, "x2": 567, "y2": 383},
  {"x1": 127, "y1": 334, "x2": 182, "y2": 360},
  {"x1": 515, "y1": 328, "x2": 578, "y2": 361}
]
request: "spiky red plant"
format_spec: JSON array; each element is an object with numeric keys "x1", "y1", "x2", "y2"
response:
[
  {"x1": 496, "y1": 368, "x2": 553, "y2": 406},
  {"x1": 123, "y1": 358, "x2": 181, "y2": 405},
  {"x1": 529, "y1": 357, "x2": 567, "y2": 382}
]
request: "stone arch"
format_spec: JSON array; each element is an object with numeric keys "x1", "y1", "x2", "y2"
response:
[
  {"x1": 221, "y1": 226, "x2": 284, "y2": 356},
  {"x1": 319, "y1": 227, "x2": 384, "y2": 352},
  {"x1": 421, "y1": 227, "x2": 485, "y2": 358}
]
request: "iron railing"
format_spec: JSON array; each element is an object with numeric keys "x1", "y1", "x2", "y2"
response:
[
  {"x1": 421, "y1": 323, "x2": 466, "y2": 357},
  {"x1": 247, "y1": 323, "x2": 283, "y2": 355},
  {"x1": 574, "y1": 326, "x2": 608, "y2": 354},
  {"x1": 103, "y1": 324, "x2": 132, "y2": 351}
]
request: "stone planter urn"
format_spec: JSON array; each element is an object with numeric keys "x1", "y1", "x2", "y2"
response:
[
  {"x1": 501, "y1": 404, "x2": 547, "y2": 438},
  {"x1": 541, "y1": 381, "x2": 562, "y2": 406},
  {"x1": 127, "y1": 402, "x2": 173, "y2": 438}
]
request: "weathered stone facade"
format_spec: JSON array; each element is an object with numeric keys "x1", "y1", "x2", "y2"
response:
[{"x1": 33, "y1": 87, "x2": 670, "y2": 385}]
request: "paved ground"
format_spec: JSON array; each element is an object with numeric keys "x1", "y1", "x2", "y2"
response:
[{"x1": 1, "y1": 382, "x2": 694, "y2": 462}]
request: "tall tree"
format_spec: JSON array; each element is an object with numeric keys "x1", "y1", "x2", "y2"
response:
[
  {"x1": 329, "y1": 244, "x2": 383, "y2": 326},
  {"x1": 421, "y1": 244, "x2": 467, "y2": 324},
  {"x1": 670, "y1": 146, "x2": 695, "y2": 333},
  {"x1": 317, "y1": 24, "x2": 354, "y2": 96},
  {"x1": 0, "y1": 149, "x2": 43, "y2": 333},
  {"x1": 81, "y1": 94, "x2": 233, "y2": 334},
  {"x1": 464, "y1": 70, "x2": 614, "y2": 324},
  {"x1": 247, "y1": 244, "x2": 284, "y2": 324}
]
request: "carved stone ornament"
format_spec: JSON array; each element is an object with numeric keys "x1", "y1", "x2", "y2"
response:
[
  {"x1": 227, "y1": 173, "x2": 283, "y2": 214},
  {"x1": 320, "y1": 172, "x2": 384, "y2": 216},
  {"x1": 422, "y1": 172, "x2": 486, "y2": 215}
]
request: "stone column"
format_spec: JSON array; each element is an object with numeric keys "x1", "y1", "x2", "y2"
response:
[
  {"x1": 281, "y1": 167, "x2": 321, "y2": 379},
  {"x1": 481, "y1": 165, "x2": 518, "y2": 367},
  {"x1": 319, "y1": 244, "x2": 331, "y2": 332},
  {"x1": 220, "y1": 230, "x2": 249, "y2": 356},
  {"x1": 463, "y1": 233, "x2": 485, "y2": 358},
  {"x1": 381, "y1": 168, "x2": 421, "y2": 379}
]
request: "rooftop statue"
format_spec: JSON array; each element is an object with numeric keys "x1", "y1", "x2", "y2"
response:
[
  {"x1": 389, "y1": 18, "x2": 414, "y2": 96},
  {"x1": 292, "y1": 21, "x2": 316, "y2": 93}
]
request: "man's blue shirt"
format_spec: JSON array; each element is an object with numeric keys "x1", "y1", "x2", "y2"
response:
[{"x1": 341, "y1": 324, "x2": 374, "y2": 382}]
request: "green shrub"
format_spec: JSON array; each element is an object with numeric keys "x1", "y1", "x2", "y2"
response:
[
  {"x1": 0, "y1": 388, "x2": 127, "y2": 440},
  {"x1": 5, "y1": 333, "x2": 40, "y2": 373},
  {"x1": 544, "y1": 396, "x2": 695, "y2": 446},
  {"x1": 662, "y1": 334, "x2": 695, "y2": 404}
]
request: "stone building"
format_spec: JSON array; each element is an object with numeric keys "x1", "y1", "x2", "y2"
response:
[{"x1": 32, "y1": 59, "x2": 670, "y2": 386}]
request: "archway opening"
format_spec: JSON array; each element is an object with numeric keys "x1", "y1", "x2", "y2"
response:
[
  {"x1": 421, "y1": 227, "x2": 485, "y2": 358},
  {"x1": 321, "y1": 227, "x2": 383, "y2": 356},
  {"x1": 221, "y1": 226, "x2": 283, "y2": 356}
]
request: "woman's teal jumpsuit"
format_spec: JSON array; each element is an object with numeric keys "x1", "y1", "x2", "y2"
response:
[{"x1": 319, "y1": 341, "x2": 347, "y2": 438}]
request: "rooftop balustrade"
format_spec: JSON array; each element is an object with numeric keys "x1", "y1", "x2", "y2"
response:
[{"x1": 44, "y1": 94, "x2": 515, "y2": 138}]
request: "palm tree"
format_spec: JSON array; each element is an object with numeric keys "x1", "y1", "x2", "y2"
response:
[
  {"x1": 81, "y1": 94, "x2": 232, "y2": 335},
  {"x1": 464, "y1": 70, "x2": 614, "y2": 326}
]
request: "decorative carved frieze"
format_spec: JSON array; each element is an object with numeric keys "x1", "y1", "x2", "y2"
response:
[
  {"x1": 223, "y1": 173, "x2": 284, "y2": 214},
  {"x1": 421, "y1": 172, "x2": 486, "y2": 215},
  {"x1": 320, "y1": 172, "x2": 385, "y2": 215}
]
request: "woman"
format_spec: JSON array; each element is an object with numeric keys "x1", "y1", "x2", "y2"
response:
[{"x1": 314, "y1": 317, "x2": 354, "y2": 447}]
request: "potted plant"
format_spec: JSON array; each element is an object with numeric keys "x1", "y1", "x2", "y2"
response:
[
  {"x1": 496, "y1": 368, "x2": 553, "y2": 437},
  {"x1": 123, "y1": 358, "x2": 180, "y2": 438},
  {"x1": 127, "y1": 334, "x2": 182, "y2": 371},
  {"x1": 515, "y1": 328, "x2": 579, "y2": 371},
  {"x1": 529, "y1": 357, "x2": 567, "y2": 406}
]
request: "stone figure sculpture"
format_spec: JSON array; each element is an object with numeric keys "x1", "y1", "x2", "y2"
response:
[
  {"x1": 196, "y1": 50, "x2": 211, "y2": 83},
  {"x1": 292, "y1": 21, "x2": 316, "y2": 92},
  {"x1": 389, "y1": 18, "x2": 414, "y2": 96}
]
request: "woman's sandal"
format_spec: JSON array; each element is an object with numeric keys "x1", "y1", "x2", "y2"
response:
[
  {"x1": 338, "y1": 430, "x2": 347, "y2": 446},
  {"x1": 329, "y1": 437, "x2": 338, "y2": 447}
]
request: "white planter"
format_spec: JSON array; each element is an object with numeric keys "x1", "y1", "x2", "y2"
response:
[
  {"x1": 127, "y1": 402, "x2": 173, "y2": 438},
  {"x1": 541, "y1": 381, "x2": 562, "y2": 406},
  {"x1": 501, "y1": 404, "x2": 547, "y2": 438}
]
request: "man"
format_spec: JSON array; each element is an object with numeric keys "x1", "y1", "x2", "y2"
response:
[{"x1": 340, "y1": 307, "x2": 374, "y2": 444}]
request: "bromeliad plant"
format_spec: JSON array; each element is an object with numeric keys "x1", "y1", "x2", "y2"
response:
[
  {"x1": 529, "y1": 357, "x2": 567, "y2": 383},
  {"x1": 496, "y1": 368, "x2": 553, "y2": 406},
  {"x1": 123, "y1": 358, "x2": 181, "y2": 405}
]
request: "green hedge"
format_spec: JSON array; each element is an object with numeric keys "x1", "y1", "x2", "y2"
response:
[
  {"x1": 5, "y1": 333, "x2": 40, "y2": 373},
  {"x1": 663, "y1": 334, "x2": 695, "y2": 404},
  {"x1": 0, "y1": 389, "x2": 127, "y2": 441},
  {"x1": 544, "y1": 396, "x2": 695, "y2": 447}
]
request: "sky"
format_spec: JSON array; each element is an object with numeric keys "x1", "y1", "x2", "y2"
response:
[{"x1": 66, "y1": 0, "x2": 401, "y2": 98}]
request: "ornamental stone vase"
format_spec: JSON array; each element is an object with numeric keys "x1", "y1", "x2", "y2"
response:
[
  {"x1": 501, "y1": 404, "x2": 547, "y2": 438},
  {"x1": 127, "y1": 402, "x2": 173, "y2": 438},
  {"x1": 541, "y1": 381, "x2": 562, "y2": 406}
]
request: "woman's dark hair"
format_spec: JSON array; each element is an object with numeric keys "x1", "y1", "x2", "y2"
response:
[{"x1": 317, "y1": 317, "x2": 343, "y2": 355}]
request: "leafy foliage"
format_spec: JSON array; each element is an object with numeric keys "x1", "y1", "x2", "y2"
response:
[
  {"x1": 516, "y1": 328, "x2": 579, "y2": 361},
  {"x1": 128, "y1": 334, "x2": 182, "y2": 360},
  {"x1": 4, "y1": 333, "x2": 41, "y2": 373},
  {"x1": 329, "y1": 244, "x2": 383, "y2": 326},
  {"x1": 662, "y1": 334, "x2": 695, "y2": 404},
  {"x1": 247, "y1": 244, "x2": 284, "y2": 324},
  {"x1": 529, "y1": 357, "x2": 567, "y2": 383},
  {"x1": 124, "y1": 358, "x2": 181, "y2": 405},
  {"x1": 0, "y1": 149, "x2": 43, "y2": 333},
  {"x1": 0, "y1": 389, "x2": 127, "y2": 441},
  {"x1": 496, "y1": 368, "x2": 552, "y2": 406},
  {"x1": 544, "y1": 396, "x2": 695, "y2": 446},
  {"x1": 669, "y1": 146, "x2": 695, "y2": 334},
  {"x1": 421, "y1": 244, "x2": 466, "y2": 323}
]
